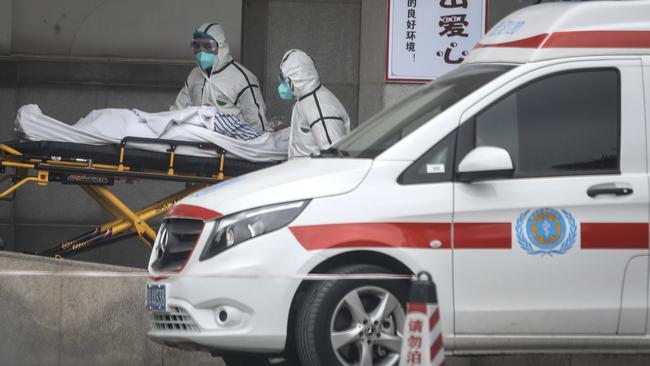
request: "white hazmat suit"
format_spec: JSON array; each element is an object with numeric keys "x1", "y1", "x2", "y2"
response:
[
  {"x1": 280, "y1": 49, "x2": 350, "y2": 158},
  {"x1": 173, "y1": 23, "x2": 268, "y2": 131}
]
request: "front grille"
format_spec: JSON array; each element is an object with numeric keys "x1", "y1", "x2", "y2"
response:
[
  {"x1": 151, "y1": 218, "x2": 204, "y2": 272},
  {"x1": 149, "y1": 305, "x2": 200, "y2": 332}
]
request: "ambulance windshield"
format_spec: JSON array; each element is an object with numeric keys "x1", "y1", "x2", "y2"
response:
[{"x1": 334, "y1": 64, "x2": 514, "y2": 159}]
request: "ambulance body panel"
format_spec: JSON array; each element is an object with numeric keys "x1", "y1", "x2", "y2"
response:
[
  {"x1": 147, "y1": 1, "x2": 650, "y2": 362},
  {"x1": 466, "y1": 1, "x2": 650, "y2": 65}
]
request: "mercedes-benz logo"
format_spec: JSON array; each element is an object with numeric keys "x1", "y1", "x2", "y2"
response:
[{"x1": 157, "y1": 226, "x2": 169, "y2": 258}]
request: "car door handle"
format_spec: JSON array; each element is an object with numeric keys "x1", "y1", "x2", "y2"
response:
[{"x1": 587, "y1": 183, "x2": 633, "y2": 198}]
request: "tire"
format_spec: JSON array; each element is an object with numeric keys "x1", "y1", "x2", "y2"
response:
[{"x1": 295, "y1": 264, "x2": 409, "y2": 366}]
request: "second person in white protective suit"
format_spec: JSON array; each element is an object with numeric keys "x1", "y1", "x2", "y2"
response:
[
  {"x1": 173, "y1": 22, "x2": 269, "y2": 132},
  {"x1": 278, "y1": 49, "x2": 351, "y2": 158}
]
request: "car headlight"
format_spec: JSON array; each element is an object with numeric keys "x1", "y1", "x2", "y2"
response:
[{"x1": 199, "y1": 200, "x2": 309, "y2": 261}]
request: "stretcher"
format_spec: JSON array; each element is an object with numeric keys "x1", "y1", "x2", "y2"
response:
[{"x1": 0, "y1": 137, "x2": 275, "y2": 257}]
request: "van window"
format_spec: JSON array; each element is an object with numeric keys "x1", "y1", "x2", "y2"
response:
[
  {"x1": 334, "y1": 64, "x2": 513, "y2": 159},
  {"x1": 399, "y1": 130, "x2": 456, "y2": 184},
  {"x1": 457, "y1": 69, "x2": 620, "y2": 178}
]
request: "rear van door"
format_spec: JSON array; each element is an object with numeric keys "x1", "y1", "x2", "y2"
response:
[{"x1": 452, "y1": 59, "x2": 649, "y2": 335}]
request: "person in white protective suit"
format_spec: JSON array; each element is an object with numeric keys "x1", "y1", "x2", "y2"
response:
[
  {"x1": 173, "y1": 22, "x2": 269, "y2": 131},
  {"x1": 278, "y1": 49, "x2": 350, "y2": 158}
]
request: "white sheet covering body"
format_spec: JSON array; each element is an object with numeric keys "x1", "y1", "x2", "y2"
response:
[{"x1": 15, "y1": 105, "x2": 288, "y2": 162}]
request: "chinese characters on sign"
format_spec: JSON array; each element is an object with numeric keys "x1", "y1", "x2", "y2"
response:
[
  {"x1": 387, "y1": 0, "x2": 488, "y2": 82},
  {"x1": 406, "y1": 319, "x2": 423, "y2": 365},
  {"x1": 406, "y1": 0, "x2": 417, "y2": 54}
]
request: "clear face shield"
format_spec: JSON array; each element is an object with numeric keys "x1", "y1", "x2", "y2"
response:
[
  {"x1": 277, "y1": 73, "x2": 293, "y2": 89},
  {"x1": 191, "y1": 32, "x2": 219, "y2": 54},
  {"x1": 191, "y1": 38, "x2": 218, "y2": 54}
]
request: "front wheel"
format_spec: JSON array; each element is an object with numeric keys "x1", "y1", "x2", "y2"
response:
[{"x1": 295, "y1": 264, "x2": 408, "y2": 366}]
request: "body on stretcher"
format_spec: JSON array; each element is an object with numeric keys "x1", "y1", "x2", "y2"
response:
[
  {"x1": 15, "y1": 104, "x2": 290, "y2": 162},
  {"x1": 0, "y1": 136, "x2": 276, "y2": 257}
]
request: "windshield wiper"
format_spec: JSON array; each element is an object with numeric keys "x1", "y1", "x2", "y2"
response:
[{"x1": 315, "y1": 147, "x2": 350, "y2": 158}]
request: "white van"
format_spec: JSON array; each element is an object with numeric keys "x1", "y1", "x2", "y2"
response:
[{"x1": 146, "y1": 2, "x2": 650, "y2": 365}]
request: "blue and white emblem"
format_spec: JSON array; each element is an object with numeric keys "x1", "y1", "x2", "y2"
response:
[{"x1": 516, "y1": 208, "x2": 577, "y2": 256}]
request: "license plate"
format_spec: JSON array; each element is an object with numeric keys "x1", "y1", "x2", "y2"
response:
[{"x1": 147, "y1": 284, "x2": 167, "y2": 312}]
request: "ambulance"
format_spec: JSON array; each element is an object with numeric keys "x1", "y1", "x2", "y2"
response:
[{"x1": 146, "y1": 2, "x2": 650, "y2": 365}]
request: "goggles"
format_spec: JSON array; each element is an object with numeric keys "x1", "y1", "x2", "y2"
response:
[
  {"x1": 191, "y1": 38, "x2": 218, "y2": 54},
  {"x1": 277, "y1": 73, "x2": 293, "y2": 88}
]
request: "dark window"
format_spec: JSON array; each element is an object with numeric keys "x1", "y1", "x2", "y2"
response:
[
  {"x1": 399, "y1": 130, "x2": 456, "y2": 184},
  {"x1": 457, "y1": 69, "x2": 620, "y2": 178},
  {"x1": 335, "y1": 64, "x2": 513, "y2": 158}
]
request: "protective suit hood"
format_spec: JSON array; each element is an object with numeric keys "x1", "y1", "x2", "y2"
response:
[
  {"x1": 280, "y1": 49, "x2": 321, "y2": 99},
  {"x1": 195, "y1": 22, "x2": 233, "y2": 71},
  {"x1": 175, "y1": 23, "x2": 268, "y2": 131}
]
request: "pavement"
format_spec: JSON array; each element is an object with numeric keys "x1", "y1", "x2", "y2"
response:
[{"x1": 1, "y1": 251, "x2": 649, "y2": 366}]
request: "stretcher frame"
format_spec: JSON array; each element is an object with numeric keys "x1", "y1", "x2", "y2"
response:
[{"x1": 0, "y1": 137, "x2": 234, "y2": 257}]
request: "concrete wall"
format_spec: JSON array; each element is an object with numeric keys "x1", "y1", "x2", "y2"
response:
[
  {"x1": 0, "y1": 251, "x2": 219, "y2": 366},
  {"x1": 0, "y1": 0, "x2": 243, "y2": 268},
  {"x1": 0, "y1": 0, "x2": 10, "y2": 54},
  {"x1": 243, "y1": 0, "x2": 361, "y2": 127},
  {"x1": 0, "y1": 57, "x2": 192, "y2": 267},
  {"x1": 4, "y1": 0, "x2": 242, "y2": 60},
  {"x1": 0, "y1": 0, "x2": 363, "y2": 268}
]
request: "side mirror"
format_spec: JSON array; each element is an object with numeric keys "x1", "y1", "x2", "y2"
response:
[{"x1": 457, "y1": 146, "x2": 514, "y2": 183}]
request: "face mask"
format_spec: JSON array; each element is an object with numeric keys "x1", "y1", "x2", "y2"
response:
[
  {"x1": 278, "y1": 81, "x2": 294, "y2": 101},
  {"x1": 196, "y1": 51, "x2": 217, "y2": 71}
]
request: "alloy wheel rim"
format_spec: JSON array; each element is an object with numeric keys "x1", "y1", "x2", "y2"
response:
[{"x1": 329, "y1": 286, "x2": 405, "y2": 366}]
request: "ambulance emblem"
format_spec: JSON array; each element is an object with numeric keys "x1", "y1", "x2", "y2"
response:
[{"x1": 516, "y1": 208, "x2": 577, "y2": 256}]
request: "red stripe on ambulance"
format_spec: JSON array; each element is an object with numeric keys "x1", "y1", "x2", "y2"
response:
[
  {"x1": 454, "y1": 223, "x2": 511, "y2": 249},
  {"x1": 289, "y1": 223, "x2": 452, "y2": 250},
  {"x1": 290, "y1": 222, "x2": 649, "y2": 251},
  {"x1": 166, "y1": 204, "x2": 221, "y2": 221},
  {"x1": 475, "y1": 33, "x2": 548, "y2": 48},
  {"x1": 581, "y1": 223, "x2": 649, "y2": 249},
  {"x1": 545, "y1": 31, "x2": 650, "y2": 48},
  {"x1": 477, "y1": 30, "x2": 650, "y2": 49}
]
